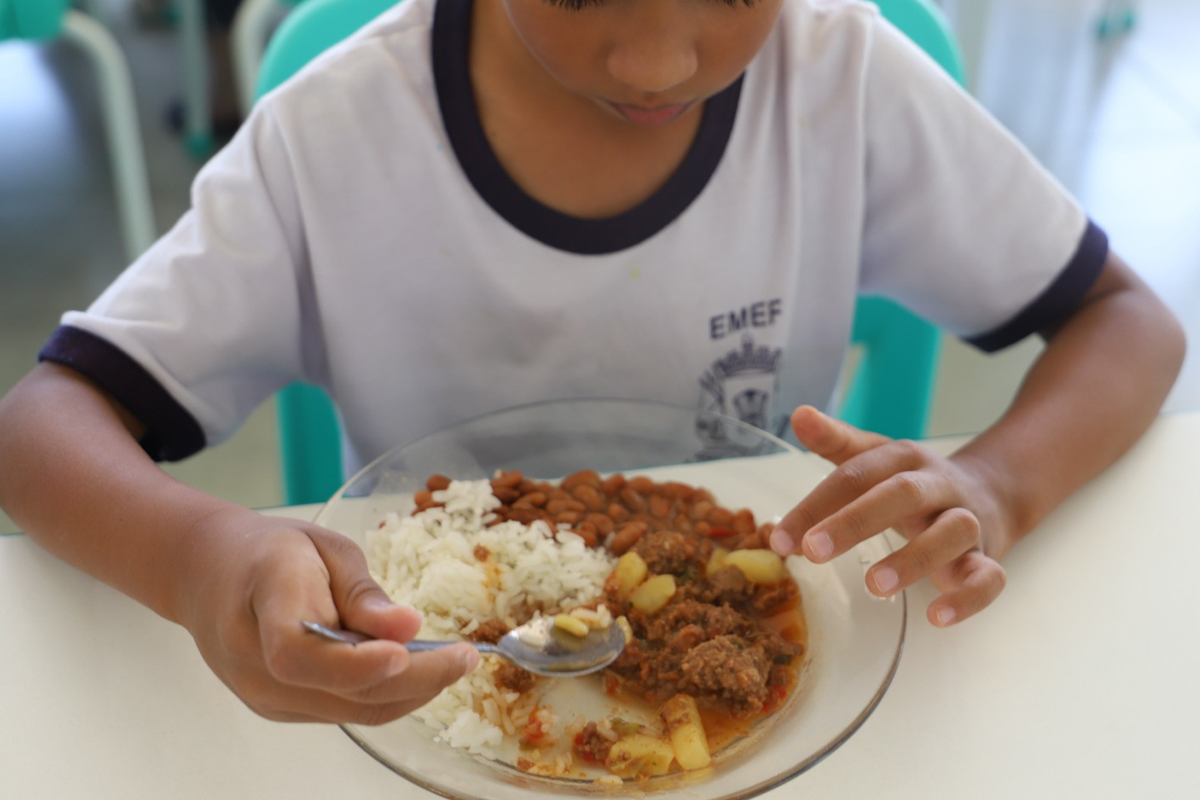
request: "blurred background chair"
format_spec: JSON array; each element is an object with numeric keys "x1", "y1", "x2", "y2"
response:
[
  {"x1": 258, "y1": 0, "x2": 959, "y2": 505},
  {"x1": 1, "y1": 0, "x2": 156, "y2": 259},
  {"x1": 175, "y1": 0, "x2": 214, "y2": 155}
]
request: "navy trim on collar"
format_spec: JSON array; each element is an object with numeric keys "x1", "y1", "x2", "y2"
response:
[
  {"x1": 432, "y1": 0, "x2": 743, "y2": 255},
  {"x1": 966, "y1": 219, "x2": 1110, "y2": 352},
  {"x1": 38, "y1": 326, "x2": 206, "y2": 462}
]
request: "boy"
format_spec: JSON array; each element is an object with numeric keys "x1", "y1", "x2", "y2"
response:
[{"x1": 0, "y1": 0, "x2": 1184, "y2": 727}]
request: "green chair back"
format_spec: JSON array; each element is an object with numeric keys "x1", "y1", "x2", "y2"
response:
[
  {"x1": 839, "y1": 0, "x2": 963, "y2": 441},
  {"x1": 262, "y1": 0, "x2": 961, "y2": 505},
  {"x1": 0, "y1": 0, "x2": 70, "y2": 40}
]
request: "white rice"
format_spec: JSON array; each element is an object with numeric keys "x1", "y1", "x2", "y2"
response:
[{"x1": 363, "y1": 478, "x2": 617, "y2": 757}]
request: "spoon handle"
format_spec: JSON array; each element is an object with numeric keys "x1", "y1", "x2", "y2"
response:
[
  {"x1": 302, "y1": 621, "x2": 501, "y2": 656},
  {"x1": 405, "y1": 639, "x2": 503, "y2": 657}
]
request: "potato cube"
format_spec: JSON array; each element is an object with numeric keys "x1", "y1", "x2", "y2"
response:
[
  {"x1": 724, "y1": 549, "x2": 787, "y2": 584},
  {"x1": 629, "y1": 574, "x2": 676, "y2": 614},
  {"x1": 705, "y1": 547, "x2": 729, "y2": 578},
  {"x1": 612, "y1": 551, "x2": 649, "y2": 597},
  {"x1": 605, "y1": 734, "x2": 676, "y2": 778},
  {"x1": 553, "y1": 613, "x2": 589, "y2": 637},
  {"x1": 660, "y1": 694, "x2": 711, "y2": 770}
]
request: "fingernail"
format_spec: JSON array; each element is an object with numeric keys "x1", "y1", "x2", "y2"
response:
[
  {"x1": 805, "y1": 530, "x2": 833, "y2": 561},
  {"x1": 873, "y1": 567, "x2": 898, "y2": 594},
  {"x1": 364, "y1": 595, "x2": 395, "y2": 611},
  {"x1": 935, "y1": 606, "x2": 956, "y2": 626},
  {"x1": 769, "y1": 528, "x2": 794, "y2": 554},
  {"x1": 461, "y1": 647, "x2": 480, "y2": 673}
]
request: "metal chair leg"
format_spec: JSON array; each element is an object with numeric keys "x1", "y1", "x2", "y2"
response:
[
  {"x1": 233, "y1": 0, "x2": 289, "y2": 115},
  {"x1": 175, "y1": 0, "x2": 214, "y2": 157},
  {"x1": 61, "y1": 9, "x2": 157, "y2": 260}
]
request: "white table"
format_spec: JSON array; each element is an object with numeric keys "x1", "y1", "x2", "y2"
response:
[{"x1": 3, "y1": 411, "x2": 1199, "y2": 798}]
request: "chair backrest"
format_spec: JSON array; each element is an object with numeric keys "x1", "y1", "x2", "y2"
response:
[
  {"x1": 264, "y1": 0, "x2": 963, "y2": 504},
  {"x1": 839, "y1": 0, "x2": 963, "y2": 441},
  {"x1": 0, "y1": 0, "x2": 70, "y2": 41}
]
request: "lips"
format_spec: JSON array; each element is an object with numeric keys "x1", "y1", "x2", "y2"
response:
[{"x1": 608, "y1": 100, "x2": 694, "y2": 127}]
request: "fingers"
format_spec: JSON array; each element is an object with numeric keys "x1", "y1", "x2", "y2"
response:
[
  {"x1": 253, "y1": 562, "x2": 415, "y2": 696},
  {"x1": 779, "y1": 407, "x2": 1010, "y2": 628},
  {"x1": 350, "y1": 643, "x2": 480, "y2": 705},
  {"x1": 790, "y1": 405, "x2": 891, "y2": 466},
  {"x1": 307, "y1": 529, "x2": 423, "y2": 643},
  {"x1": 926, "y1": 551, "x2": 1007, "y2": 627},
  {"x1": 254, "y1": 596, "x2": 477, "y2": 716},
  {"x1": 772, "y1": 438, "x2": 934, "y2": 558},
  {"x1": 865, "y1": 507, "x2": 981, "y2": 597},
  {"x1": 246, "y1": 526, "x2": 478, "y2": 720},
  {"x1": 246, "y1": 647, "x2": 479, "y2": 726}
]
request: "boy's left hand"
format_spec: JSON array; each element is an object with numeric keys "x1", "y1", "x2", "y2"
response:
[{"x1": 770, "y1": 406, "x2": 1013, "y2": 627}]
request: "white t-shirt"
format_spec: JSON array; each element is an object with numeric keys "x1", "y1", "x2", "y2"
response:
[{"x1": 41, "y1": 0, "x2": 1106, "y2": 470}]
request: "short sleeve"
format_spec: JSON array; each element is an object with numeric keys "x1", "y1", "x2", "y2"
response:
[
  {"x1": 38, "y1": 106, "x2": 324, "y2": 459},
  {"x1": 857, "y1": 14, "x2": 1107, "y2": 351}
]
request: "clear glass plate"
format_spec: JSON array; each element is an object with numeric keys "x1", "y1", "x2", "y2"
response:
[{"x1": 313, "y1": 398, "x2": 905, "y2": 799}]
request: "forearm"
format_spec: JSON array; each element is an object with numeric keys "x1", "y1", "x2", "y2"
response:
[
  {"x1": 0, "y1": 364, "x2": 249, "y2": 624},
  {"x1": 953, "y1": 254, "x2": 1185, "y2": 553}
]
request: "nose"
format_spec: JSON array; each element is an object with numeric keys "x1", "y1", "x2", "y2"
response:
[{"x1": 606, "y1": 21, "x2": 698, "y2": 95}]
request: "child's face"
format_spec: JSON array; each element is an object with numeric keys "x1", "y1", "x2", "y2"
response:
[{"x1": 495, "y1": 0, "x2": 786, "y2": 126}]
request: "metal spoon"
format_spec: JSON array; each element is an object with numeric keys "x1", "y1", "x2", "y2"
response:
[{"x1": 301, "y1": 616, "x2": 626, "y2": 677}]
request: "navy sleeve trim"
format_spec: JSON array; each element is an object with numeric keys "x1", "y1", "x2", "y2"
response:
[
  {"x1": 965, "y1": 219, "x2": 1109, "y2": 353},
  {"x1": 38, "y1": 326, "x2": 206, "y2": 462}
]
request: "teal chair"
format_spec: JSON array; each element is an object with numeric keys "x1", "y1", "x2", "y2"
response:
[
  {"x1": 838, "y1": 0, "x2": 964, "y2": 442},
  {"x1": 259, "y1": 0, "x2": 959, "y2": 505},
  {"x1": 1, "y1": 0, "x2": 157, "y2": 260}
]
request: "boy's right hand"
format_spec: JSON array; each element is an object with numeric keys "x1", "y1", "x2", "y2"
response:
[{"x1": 174, "y1": 508, "x2": 479, "y2": 725}]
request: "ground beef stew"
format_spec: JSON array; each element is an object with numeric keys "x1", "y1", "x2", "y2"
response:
[{"x1": 416, "y1": 468, "x2": 809, "y2": 780}]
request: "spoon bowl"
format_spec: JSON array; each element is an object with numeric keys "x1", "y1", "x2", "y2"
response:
[{"x1": 302, "y1": 616, "x2": 626, "y2": 677}]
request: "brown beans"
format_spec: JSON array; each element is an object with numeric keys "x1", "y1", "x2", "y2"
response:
[
  {"x1": 561, "y1": 469, "x2": 602, "y2": 491},
  {"x1": 619, "y1": 486, "x2": 647, "y2": 513},
  {"x1": 493, "y1": 486, "x2": 521, "y2": 503},
  {"x1": 421, "y1": 469, "x2": 756, "y2": 557},
  {"x1": 492, "y1": 470, "x2": 524, "y2": 488},
  {"x1": 648, "y1": 494, "x2": 673, "y2": 519},
  {"x1": 611, "y1": 521, "x2": 649, "y2": 555},
  {"x1": 414, "y1": 489, "x2": 436, "y2": 511},
  {"x1": 606, "y1": 503, "x2": 630, "y2": 523},
  {"x1": 547, "y1": 498, "x2": 587, "y2": 515},
  {"x1": 513, "y1": 491, "x2": 548, "y2": 508},
  {"x1": 571, "y1": 484, "x2": 607, "y2": 512},
  {"x1": 658, "y1": 482, "x2": 694, "y2": 501},
  {"x1": 705, "y1": 506, "x2": 735, "y2": 528},
  {"x1": 733, "y1": 508, "x2": 757, "y2": 537},
  {"x1": 584, "y1": 513, "x2": 615, "y2": 537},
  {"x1": 627, "y1": 476, "x2": 655, "y2": 494},
  {"x1": 601, "y1": 474, "x2": 626, "y2": 495},
  {"x1": 574, "y1": 523, "x2": 599, "y2": 548}
]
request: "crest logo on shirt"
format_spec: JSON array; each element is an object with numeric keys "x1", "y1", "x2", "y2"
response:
[{"x1": 696, "y1": 333, "x2": 786, "y2": 456}]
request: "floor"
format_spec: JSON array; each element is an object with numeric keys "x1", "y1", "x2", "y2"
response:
[{"x1": 1, "y1": 0, "x2": 1198, "y2": 533}]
